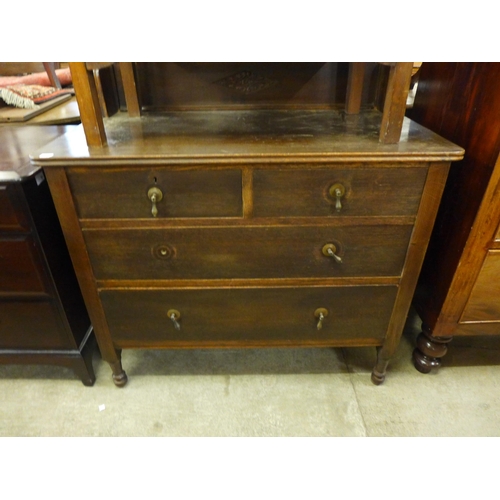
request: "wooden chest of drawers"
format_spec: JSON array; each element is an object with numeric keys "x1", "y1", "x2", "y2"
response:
[
  {"x1": 32, "y1": 111, "x2": 463, "y2": 386},
  {"x1": 0, "y1": 126, "x2": 94, "y2": 385}
]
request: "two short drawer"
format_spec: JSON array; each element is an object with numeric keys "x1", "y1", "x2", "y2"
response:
[
  {"x1": 100, "y1": 286, "x2": 397, "y2": 345},
  {"x1": 67, "y1": 165, "x2": 427, "y2": 219}
]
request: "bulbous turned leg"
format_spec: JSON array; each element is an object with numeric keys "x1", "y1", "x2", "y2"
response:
[
  {"x1": 108, "y1": 349, "x2": 128, "y2": 387},
  {"x1": 412, "y1": 324, "x2": 452, "y2": 374}
]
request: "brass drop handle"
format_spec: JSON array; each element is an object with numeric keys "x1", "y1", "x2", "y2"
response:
[
  {"x1": 314, "y1": 308, "x2": 329, "y2": 330},
  {"x1": 322, "y1": 243, "x2": 343, "y2": 264},
  {"x1": 329, "y1": 183, "x2": 346, "y2": 212},
  {"x1": 167, "y1": 309, "x2": 181, "y2": 331},
  {"x1": 147, "y1": 187, "x2": 163, "y2": 218}
]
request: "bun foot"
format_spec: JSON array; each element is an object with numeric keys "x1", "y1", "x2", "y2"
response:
[
  {"x1": 412, "y1": 348, "x2": 440, "y2": 374},
  {"x1": 413, "y1": 324, "x2": 452, "y2": 375},
  {"x1": 112, "y1": 370, "x2": 128, "y2": 387}
]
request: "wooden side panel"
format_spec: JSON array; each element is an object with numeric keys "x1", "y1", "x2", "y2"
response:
[
  {"x1": 0, "y1": 187, "x2": 28, "y2": 230},
  {"x1": 461, "y1": 250, "x2": 500, "y2": 322},
  {"x1": 0, "y1": 301, "x2": 68, "y2": 349},
  {"x1": 43, "y1": 168, "x2": 120, "y2": 366},
  {"x1": 379, "y1": 162, "x2": 451, "y2": 357},
  {"x1": 0, "y1": 237, "x2": 47, "y2": 293},
  {"x1": 410, "y1": 63, "x2": 500, "y2": 329}
]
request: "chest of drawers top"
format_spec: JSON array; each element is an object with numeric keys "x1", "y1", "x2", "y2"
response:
[{"x1": 30, "y1": 110, "x2": 463, "y2": 167}]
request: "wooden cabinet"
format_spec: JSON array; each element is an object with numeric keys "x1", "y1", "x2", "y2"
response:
[
  {"x1": 0, "y1": 126, "x2": 94, "y2": 385},
  {"x1": 33, "y1": 95, "x2": 463, "y2": 386},
  {"x1": 407, "y1": 62, "x2": 500, "y2": 372}
]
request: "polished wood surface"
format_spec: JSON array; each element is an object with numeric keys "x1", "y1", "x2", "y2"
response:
[
  {"x1": 252, "y1": 165, "x2": 427, "y2": 217},
  {"x1": 69, "y1": 62, "x2": 107, "y2": 146},
  {"x1": 83, "y1": 224, "x2": 413, "y2": 280},
  {"x1": 33, "y1": 94, "x2": 463, "y2": 386},
  {"x1": 408, "y1": 62, "x2": 500, "y2": 373},
  {"x1": 70, "y1": 62, "x2": 425, "y2": 147},
  {"x1": 67, "y1": 167, "x2": 242, "y2": 218},
  {"x1": 30, "y1": 110, "x2": 464, "y2": 162},
  {"x1": 461, "y1": 250, "x2": 500, "y2": 322},
  {"x1": 0, "y1": 125, "x2": 94, "y2": 385},
  {"x1": 101, "y1": 286, "x2": 397, "y2": 347}
]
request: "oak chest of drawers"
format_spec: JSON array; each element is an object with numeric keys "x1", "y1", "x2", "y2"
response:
[
  {"x1": 0, "y1": 125, "x2": 94, "y2": 385},
  {"x1": 32, "y1": 111, "x2": 463, "y2": 386}
]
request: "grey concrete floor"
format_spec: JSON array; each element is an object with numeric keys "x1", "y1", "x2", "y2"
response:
[{"x1": 2, "y1": 310, "x2": 500, "y2": 437}]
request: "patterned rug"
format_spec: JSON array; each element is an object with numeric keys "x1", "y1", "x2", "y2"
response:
[{"x1": 0, "y1": 84, "x2": 74, "y2": 109}]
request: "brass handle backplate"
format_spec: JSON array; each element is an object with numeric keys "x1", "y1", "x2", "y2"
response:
[
  {"x1": 314, "y1": 308, "x2": 329, "y2": 330},
  {"x1": 329, "y1": 183, "x2": 346, "y2": 212},
  {"x1": 322, "y1": 243, "x2": 343, "y2": 264},
  {"x1": 147, "y1": 187, "x2": 163, "y2": 217}
]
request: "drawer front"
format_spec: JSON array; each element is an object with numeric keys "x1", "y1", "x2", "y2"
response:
[
  {"x1": 0, "y1": 237, "x2": 47, "y2": 294},
  {"x1": 252, "y1": 166, "x2": 427, "y2": 217},
  {"x1": 0, "y1": 186, "x2": 28, "y2": 230},
  {"x1": 85, "y1": 224, "x2": 413, "y2": 280},
  {"x1": 0, "y1": 300, "x2": 68, "y2": 349},
  {"x1": 67, "y1": 167, "x2": 242, "y2": 219},
  {"x1": 100, "y1": 286, "x2": 397, "y2": 345},
  {"x1": 461, "y1": 250, "x2": 500, "y2": 322}
]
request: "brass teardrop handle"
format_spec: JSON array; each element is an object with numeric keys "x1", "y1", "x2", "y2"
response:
[
  {"x1": 147, "y1": 187, "x2": 163, "y2": 218},
  {"x1": 322, "y1": 243, "x2": 343, "y2": 264},
  {"x1": 314, "y1": 308, "x2": 329, "y2": 330},
  {"x1": 329, "y1": 183, "x2": 346, "y2": 212},
  {"x1": 167, "y1": 309, "x2": 181, "y2": 330}
]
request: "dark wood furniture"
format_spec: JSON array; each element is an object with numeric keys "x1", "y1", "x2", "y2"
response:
[
  {"x1": 407, "y1": 62, "x2": 500, "y2": 373},
  {"x1": 0, "y1": 125, "x2": 94, "y2": 385},
  {"x1": 32, "y1": 63, "x2": 463, "y2": 386}
]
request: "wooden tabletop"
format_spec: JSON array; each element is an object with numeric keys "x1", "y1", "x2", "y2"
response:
[
  {"x1": 0, "y1": 125, "x2": 73, "y2": 179},
  {"x1": 30, "y1": 110, "x2": 464, "y2": 167}
]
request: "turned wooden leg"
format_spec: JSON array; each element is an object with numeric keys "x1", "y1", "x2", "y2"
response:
[
  {"x1": 412, "y1": 324, "x2": 452, "y2": 374},
  {"x1": 371, "y1": 346, "x2": 390, "y2": 385},
  {"x1": 107, "y1": 349, "x2": 128, "y2": 387}
]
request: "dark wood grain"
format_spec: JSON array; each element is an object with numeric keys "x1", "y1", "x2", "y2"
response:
[
  {"x1": 0, "y1": 237, "x2": 47, "y2": 293},
  {"x1": 253, "y1": 165, "x2": 427, "y2": 217},
  {"x1": 409, "y1": 64, "x2": 500, "y2": 372},
  {"x1": 67, "y1": 167, "x2": 243, "y2": 219},
  {"x1": 372, "y1": 162, "x2": 451, "y2": 383},
  {"x1": 69, "y1": 62, "x2": 107, "y2": 146},
  {"x1": 101, "y1": 286, "x2": 397, "y2": 347},
  {"x1": 460, "y1": 250, "x2": 500, "y2": 322},
  {"x1": 83, "y1": 224, "x2": 413, "y2": 280},
  {"x1": 33, "y1": 89, "x2": 463, "y2": 384},
  {"x1": 43, "y1": 167, "x2": 126, "y2": 385},
  {"x1": 379, "y1": 63, "x2": 413, "y2": 144},
  {"x1": 0, "y1": 126, "x2": 94, "y2": 385}
]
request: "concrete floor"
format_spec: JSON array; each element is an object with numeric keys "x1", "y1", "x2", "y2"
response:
[{"x1": 2, "y1": 310, "x2": 500, "y2": 437}]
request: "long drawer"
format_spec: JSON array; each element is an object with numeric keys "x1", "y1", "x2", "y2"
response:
[
  {"x1": 100, "y1": 286, "x2": 398, "y2": 346},
  {"x1": 67, "y1": 167, "x2": 243, "y2": 219},
  {"x1": 84, "y1": 224, "x2": 413, "y2": 280},
  {"x1": 252, "y1": 166, "x2": 427, "y2": 217}
]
